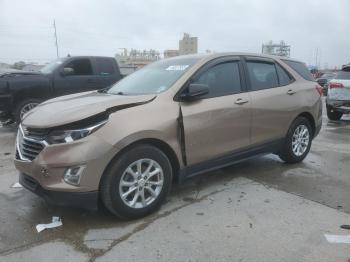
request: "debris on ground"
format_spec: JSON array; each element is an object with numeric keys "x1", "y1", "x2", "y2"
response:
[
  {"x1": 10, "y1": 182, "x2": 23, "y2": 188},
  {"x1": 324, "y1": 234, "x2": 350, "y2": 244},
  {"x1": 340, "y1": 225, "x2": 350, "y2": 230},
  {"x1": 36, "y1": 217, "x2": 63, "y2": 233}
]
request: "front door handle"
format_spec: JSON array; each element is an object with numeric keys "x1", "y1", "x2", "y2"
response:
[
  {"x1": 234, "y1": 98, "x2": 249, "y2": 105},
  {"x1": 287, "y1": 89, "x2": 296, "y2": 95}
]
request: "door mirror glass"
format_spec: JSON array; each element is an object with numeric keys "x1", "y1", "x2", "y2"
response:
[
  {"x1": 61, "y1": 67, "x2": 75, "y2": 76},
  {"x1": 181, "y1": 83, "x2": 209, "y2": 101}
]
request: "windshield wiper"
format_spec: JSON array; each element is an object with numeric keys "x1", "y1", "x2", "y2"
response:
[{"x1": 97, "y1": 87, "x2": 111, "y2": 93}]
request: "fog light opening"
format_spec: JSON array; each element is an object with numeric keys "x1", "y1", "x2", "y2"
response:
[{"x1": 64, "y1": 165, "x2": 85, "y2": 186}]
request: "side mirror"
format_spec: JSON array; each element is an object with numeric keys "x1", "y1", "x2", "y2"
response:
[
  {"x1": 61, "y1": 67, "x2": 75, "y2": 76},
  {"x1": 180, "y1": 83, "x2": 209, "y2": 102}
]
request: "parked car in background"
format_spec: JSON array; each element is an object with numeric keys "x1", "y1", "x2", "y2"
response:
[
  {"x1": 326, "y1": 66, "x2": 350, "y2": 120},
  {"x1": 0, "y1": 56, "x2": 121, "y2": 124},
  {"x1": 316, "y1": 72, "x2": 335, "y2": 96},
  {"x1": 15, "y1": 53, "x2": 322, "y2": 219}
]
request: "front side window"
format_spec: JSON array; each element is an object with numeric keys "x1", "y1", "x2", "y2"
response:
[
  {"x1": 108, "y1": 57, "x2": 200, "y2": 95},
  {"x1": 247, "y1": 62, "x2": 278, "y2": 91},
  {"x1": 192, "y1": 61, "x2": 242, "y2": 98},
  {"x1": 65, "y1": 59, "x2": 93, "y2": 76}
]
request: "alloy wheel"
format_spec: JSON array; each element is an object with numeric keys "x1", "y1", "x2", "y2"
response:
[
  {"x1": 119, "y1": 159, "x2": 164, "y2": 209},
  {"x1": 291, "y1": 124, "x2": 310, "y2": 156}
]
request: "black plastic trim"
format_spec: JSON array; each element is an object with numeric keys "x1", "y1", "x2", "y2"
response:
[
  {"x1": 179, "y1": 139, "x2": 283, "y2": 182},
  {"x1": 19, "y1": 173, "x2": 98, "y2": 210}
]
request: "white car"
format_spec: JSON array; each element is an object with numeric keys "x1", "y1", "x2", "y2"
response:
[{"x1": 326, "y1": 65, "x2": 350, "y2": 120}]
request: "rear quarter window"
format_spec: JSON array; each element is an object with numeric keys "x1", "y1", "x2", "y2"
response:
[{"x1": 282, "y1": 60, "x2": 314, "y2": 81}]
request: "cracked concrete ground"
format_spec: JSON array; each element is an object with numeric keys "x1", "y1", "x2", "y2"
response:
[{"x1": 1, "y1": 102, "x2": 350, "y2": 261}]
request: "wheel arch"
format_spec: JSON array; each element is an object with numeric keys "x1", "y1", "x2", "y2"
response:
[
  {"x1": 294, "y1": 112, "x2": 316, "y2": 138},
  {"x1": 100, "y1": 138, "x2": 181, "y2": 189}
]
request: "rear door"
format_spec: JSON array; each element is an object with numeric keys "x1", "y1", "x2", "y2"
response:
[
  {"x1": 180, "y1": 57, "x2": 251, "y2": 165},
  {"x1": 244, "y1": 56, "x2": 297, "y2": 145},
  {"x1": 54, "y1": 58, "x2": 99, "y2": 96},
  {"x1": 92, "y1": 57, "x2": 121, "y2": 89}
]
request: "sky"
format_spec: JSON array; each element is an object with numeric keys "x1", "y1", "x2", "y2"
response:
[{"x1": 0, "y1": 0, "x2": 349, "y2": 68}]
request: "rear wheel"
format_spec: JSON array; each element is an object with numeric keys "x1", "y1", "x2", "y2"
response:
[
  {"x1": 100, "y1": 144, "x2": 173, "y2": 219},
  {"x1": 278, "y1": 117, "x2": 312, "y2": 164},
  {"x1": 327, "y1": 106, "x2": 343, "y2": 120}
]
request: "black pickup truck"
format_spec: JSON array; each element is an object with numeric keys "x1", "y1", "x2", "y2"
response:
[{"x1": 0, "y1": 56, "x2": 122, "y2": 123}]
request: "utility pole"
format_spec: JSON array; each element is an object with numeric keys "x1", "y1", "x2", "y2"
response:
[{"x1": 53, "y1": 20, "x2": 59, "y2": 58}]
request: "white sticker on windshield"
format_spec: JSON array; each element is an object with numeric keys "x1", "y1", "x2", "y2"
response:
[{"x1": 166, "y1": 65, "x2": 189, "y2": 71}]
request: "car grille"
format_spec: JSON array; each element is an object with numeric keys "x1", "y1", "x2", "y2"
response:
[
  {"x1": 16, "y1": 125, "x2": 47, "y2": 161},
  {"x1": 22, "y1": 126, "x2": 49, "y2": 140}
]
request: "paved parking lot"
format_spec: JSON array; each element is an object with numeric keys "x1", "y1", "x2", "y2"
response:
[{"x1": 1, "y1": 103, "x2": 350, "y2": 261}]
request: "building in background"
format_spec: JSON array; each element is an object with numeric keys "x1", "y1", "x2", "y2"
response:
[
  {"x1": 117, "y1": 33, "x2": 198, "y2": 75},
  {"x1": 164, "y1": 49, "x2": 180, "y2": 58},
  {"x1": 179, "y1": 33, "x2": 198, "y2": 55},
  {"x1": 262, "y1": 40, "x2": 291, "y2": 57},
  {"x1": 115, "y1": 48, "x2": 161, "y2": 68},
  {"x1": 115, "y1": 48, "x2": 161, "y2": 75}
]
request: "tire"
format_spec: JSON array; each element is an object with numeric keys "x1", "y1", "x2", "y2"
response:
[
  {"x1": 100, "y1": 144, "x2": 173, "y2": 219},
  {"x1": 14, "y1": 98, "x2": 42, "y2": 123},
  {"x1": 327, "y1": 106, "x2": 343, "y2": 121},
  {"x1": 278, "y1": 117, "x2": 312, "y2": 164}
]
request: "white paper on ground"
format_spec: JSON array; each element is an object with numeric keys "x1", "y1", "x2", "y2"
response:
[
  {"x1": 11, "y1": 182, "x2": 23, "y2": 188},
  {"x1": 36, "y1": 216, "x2": 63, "y2": 233},
  {"x1": 324, "y1": 234, "x2": 350, "y2": 244}
]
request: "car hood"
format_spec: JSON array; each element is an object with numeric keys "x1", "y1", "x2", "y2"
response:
[
  {"x1": 22, "y1": 91, "x2": 156, "y2": 128},
  {"x1": 0, "y1": 70, "x2": 42, "y2": 77}
]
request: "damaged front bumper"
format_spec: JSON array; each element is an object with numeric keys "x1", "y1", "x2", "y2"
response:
[{"x1": 19, "y1": 173, "x2": 98, "y2": 210}]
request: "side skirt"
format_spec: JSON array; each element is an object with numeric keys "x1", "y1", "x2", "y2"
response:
[{"x1": 178, "y1": 139, "x2": 283, "y2": 183}]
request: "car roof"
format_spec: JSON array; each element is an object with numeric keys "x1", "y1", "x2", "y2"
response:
[
  {"x1": 64, "y1": 56, "x2": 115, "y2": 60},
  {"x1": 167, "y1": 52, "x2": 305, "y2": 64}
]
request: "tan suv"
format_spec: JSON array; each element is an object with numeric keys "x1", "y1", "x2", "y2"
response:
[{"x1": 15, "y1": 53, "x2": 322, "y2": 219}]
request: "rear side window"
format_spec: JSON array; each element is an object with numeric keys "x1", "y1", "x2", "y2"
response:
[
  {"x1": 282, "y1": 60, "x2": 314, "y2": 81},
  {"x1": 192, "y1": 61, "x2": 241, "y2": 97},
  {"x1": 246, "y1": 62, "x2": 278, "y2": 91},
  {"x1": 276, "y1": 64, "x2": 293, "y2": 86},
  {"x1": 334, "y1": 71, "x2": 350, "y2": 80},
  {"x1": 95, "y1": 58, "x2": 115, "y2": 75}
]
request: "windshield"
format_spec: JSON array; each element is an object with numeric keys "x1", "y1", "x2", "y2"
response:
[
  {"x1": 321, "y1": 73, "x2": 335, "y2": 79},
  {"x1": 335, "y1": 71, "x2": 350, "y2": 80},
  {"x1": 40, "y1": 58, "x2": 65, "y2": 74},
  {"x1": 107, "y1": 57, "x2": 200, "y2": 95}
]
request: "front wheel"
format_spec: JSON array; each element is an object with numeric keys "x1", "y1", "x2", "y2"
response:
[
  {"x1": 100, "y1": 144, "x2": 173, "y2": 219},
  {"x1": 14, "y1": 99, "x2": 42, "y2": 123},
  {"x1": 278, "y1": 117, "x2": 312, "y2": 164}
]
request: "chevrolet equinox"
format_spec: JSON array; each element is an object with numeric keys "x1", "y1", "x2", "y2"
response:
[{"x1": 15, "y1": 53, "x2": 322, "y2": 219}]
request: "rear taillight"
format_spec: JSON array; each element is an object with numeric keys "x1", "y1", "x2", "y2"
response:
[
  {"x1": 329, "y1": 82, "x2": 344, "y2": 89},
  {"x1": 315, "y1": 85, "x2": 323, "y2": 96}
]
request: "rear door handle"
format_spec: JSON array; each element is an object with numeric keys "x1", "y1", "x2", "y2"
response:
[
  {"x1": 234, "y1": 98, "x2": 249, "y2": 105},
  {"x1": 287, "y1": 89, "x2": 296, "y2": 95}
]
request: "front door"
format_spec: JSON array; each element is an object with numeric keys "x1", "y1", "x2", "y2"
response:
[
  {"x1": 180, "y1": 57, "x2": 251, "y2": 165},
  {"x1": 54, "y1": 58, "x2": 99, "y2": 96}
]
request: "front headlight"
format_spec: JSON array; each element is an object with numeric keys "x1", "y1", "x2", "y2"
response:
[{"x1": 47, "y1": 120, "x2": 107, "y2": 144}]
